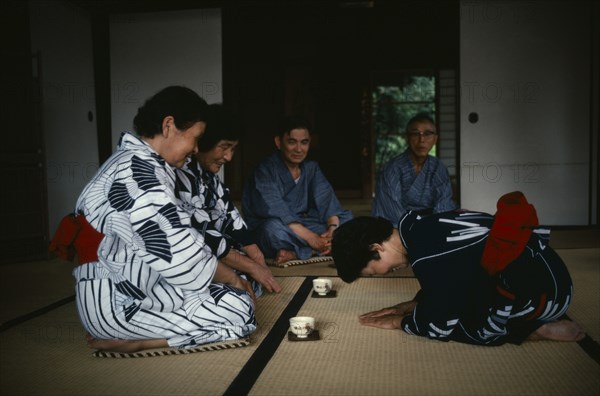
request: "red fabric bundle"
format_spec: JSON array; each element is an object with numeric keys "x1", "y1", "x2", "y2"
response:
[
  {"x1": 481, "y1": 191, "x2": 539, "y2": 275},
  {"x1": 48, "y1": 213, "x2": 104, "y2": 264}
]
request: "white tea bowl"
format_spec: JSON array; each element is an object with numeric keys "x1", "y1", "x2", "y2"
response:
[
  {"x1": 312, "y1": 278, "x2": 332, "y2": 295},
  {"x1": 289, "y1": 316, "x2": 315, "y2": 338}
]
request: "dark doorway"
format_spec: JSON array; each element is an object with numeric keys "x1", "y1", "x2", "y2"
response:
[
  {"x1": 221, "y1": 1, "x2": 460, "y2": 199},
  {"x1": 1, "y1": 1, "x2": 49, "y2": 262}
]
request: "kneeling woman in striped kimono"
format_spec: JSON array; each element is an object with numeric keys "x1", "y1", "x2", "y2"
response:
[{"x1": 72, "y1": 86, "x2": 256, "y2": 353}]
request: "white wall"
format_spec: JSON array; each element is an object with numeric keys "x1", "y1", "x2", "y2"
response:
[
  {"x1": 109, "y1": 9, "x2": 223, "y2": 149},
  {"x1": 460, "y1": 1, "x2": 595, "y2": 225},
  {"x1": 30, "y1": 5, "x2": 224, "y2": 237},
  {"x1": 29, "y1": 0, "x2": 99, "y2": 235}
]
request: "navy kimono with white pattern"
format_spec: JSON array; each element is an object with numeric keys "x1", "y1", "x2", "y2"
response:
[
  {"x1": 399, "y1": 210, "x2": 574, "y2": 346},
  {"x1": 176, "y1": 158, "x2": 253, "y2": 257},
  {"x1": 176, "y1": 158, "x2": 262, "y2": 297}
]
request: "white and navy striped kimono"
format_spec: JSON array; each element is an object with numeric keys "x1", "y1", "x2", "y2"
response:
[
  {"x1": 372, "y1": 150, "x2": 456, "y2": 223},
  {"x1": 73, "y1": 132, "x2": 256, "y2": 348},
  {"x1": 398, "y1": 210, "x2": 574, "y2": 346},
  {"x1": 242, "y1": 152, "x2": 353, "y2": 260}
]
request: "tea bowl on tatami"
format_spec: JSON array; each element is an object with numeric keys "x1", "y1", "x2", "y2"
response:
[
  {"x1": 289, "y1": 316, "x2": 315, "y2": 338},
  {"x1": 312, "y1": 278, "x2": 332, "y2": 295}
]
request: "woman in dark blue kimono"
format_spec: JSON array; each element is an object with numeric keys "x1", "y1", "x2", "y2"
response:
[{"x1": 332, "y1": 192, "x2": 585, "y2": 345}]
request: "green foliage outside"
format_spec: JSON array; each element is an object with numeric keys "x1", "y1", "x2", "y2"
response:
[{"x1": 372, "y1": 76, "x2": 436, "y2": 178}]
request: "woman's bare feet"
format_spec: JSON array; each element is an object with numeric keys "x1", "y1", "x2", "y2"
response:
[
  {"x1": 86, "y1": 333, "x2": 169, "y2": 352},
  {"x1": 528, "y1": 320, "x2": 586, "y2": 342},
  {"x1": 274, "y1": 249, "x2": 297, "y2": 265}
]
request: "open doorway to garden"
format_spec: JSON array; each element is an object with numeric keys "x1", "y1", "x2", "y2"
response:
[{"x1": 367, "y1": 70, "x2": 458, "y2": 200}]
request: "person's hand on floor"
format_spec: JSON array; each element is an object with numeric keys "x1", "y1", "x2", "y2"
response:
[
  {"x1": 248, "y1": 262, "x2": 282, "y2": 293},
  {"x1": 359, "y1": 300, "x2": 417, "y2": 319},
  {"x1": 359, "y1": 313, "x2": 402, "y2": 330},
  {"x1": 221, "y1": 249, "x2": 282, "y2": 293}
]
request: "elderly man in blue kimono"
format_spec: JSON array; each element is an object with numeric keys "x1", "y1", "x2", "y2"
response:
[
  {"x1": 242, "y1": 116, "x2": 353, "y2": 265},
  {"x1": 372, "y1": 113, "x2": 456, "y2": 224}
]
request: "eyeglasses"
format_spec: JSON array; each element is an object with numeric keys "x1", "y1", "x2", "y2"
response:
[{"x1": 407, "y1": 130, "x2": 437, "y2": 140}]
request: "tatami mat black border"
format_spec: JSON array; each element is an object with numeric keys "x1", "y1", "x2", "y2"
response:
[
  {"x1": 564, "y1": 314, "x2": 600, "y2": 365},
  {"x1": 223, "y1": 276, "x2": 316, "y2": 396},
  {"x1": 578, "y1": 335, "x2": 600, "y2": 365},
  {"x1": 2, "y1": 281, "x2": 597, "y2": 389},
  {"x1": 0, "y1": 295, "x2": 75, "y2": 333}
]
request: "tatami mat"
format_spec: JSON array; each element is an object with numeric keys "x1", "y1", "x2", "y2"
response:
[
  {"x1": 556, "y1": 248, "x2": 600, "y2": 341},
  {"x1": 269, "y1": 259, "x2": 414, "y2": 278},
  {"x1": 0, "y1": 277, "x2": 303, "y2": 396},
  {"x1": 0, "y1": 257, "x2": 74, "y2": 325},
  {"x1": 250, "y1": 277, "x2": 600, "y2": 396},
  {"x1": 0, "y1": 229, "x2": 598, "y2": 396},
  {"x1": 550, "y1": 229, "x2": 600, "y2": 249}
]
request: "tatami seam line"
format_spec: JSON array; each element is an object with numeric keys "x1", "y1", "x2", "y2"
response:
[
  {"x1": 565, "y1": 314, "x2": 600, "y2": 365},
  {"x1": 0, "y1": 295, "x2": 75, "y2": 333},
  {"x1": 0, "y1": 282, "x2": 597, "y2": 371},
  {"x1": 223, "y1": 276, "x2": 316, "y2": 396}
]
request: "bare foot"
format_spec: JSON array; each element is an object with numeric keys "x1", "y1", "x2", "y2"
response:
[
  {"x1": 274, "y1": 249, "x2": 297, "y2": 265},
  {"x1": 528, "y1": 320, "x2": 586, "y2": 342},
  {"x1": 86, "y1": 333, "x2": 169, "y2": 352}
]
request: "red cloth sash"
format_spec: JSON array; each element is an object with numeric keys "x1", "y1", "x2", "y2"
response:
[
  {"x1": 481, "y1": 191, "x2": 539, "y2": 275},
  {"x1": 48, "y1": 213, "x2": 104, "y2": 263}
]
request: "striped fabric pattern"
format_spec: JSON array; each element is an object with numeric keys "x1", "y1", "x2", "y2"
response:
[
  {"x1": 242, "y1": 152, "x2": 352, "y2": 260},
  {"x1": 372, "y1": 151, "x2": 456, "y2": 225},
  {"x1": 73, "y1": 132, "x2": 256, "y2": 348},
  {"x1": 92, "y1": 338, "x2": 251, "y2": 358}
]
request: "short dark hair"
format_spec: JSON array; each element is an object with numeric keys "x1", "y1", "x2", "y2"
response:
[
  {"x1": 276, "y1": 115, "x2": 312, "y2": 138},
  {"x1": 331, "y1": 216, "x2": 394, "y2": 283},
  {"x1": 198, "y1": 104, "x2": 242, "y2": 152},
  {"x1": 405, "y1": 112, "x2": 435, "y2": 133},
  {"x1": 133, "y1": 86, "x2": 208, "y2": 138}
]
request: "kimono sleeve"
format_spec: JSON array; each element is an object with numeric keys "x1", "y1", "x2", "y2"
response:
[
  {"x1": 308, "y1": 164, "x2": 347, "y2": 220},
  {"x1": 401, "y1": 285, "x2": 462, "y2": 341},
  {"x1": 175, "y1": 163, "x2": 233, "y2": 260},
  {"x1": 247, "y1": 160, "x2": 300, "y2": 224},
  {"x1": 105, "y1": 155, "x2": 218, "y2": 293},
  {"x1": 432, "y1": 162, "x2": 457, "y2": 213},
  {"x1": 213, "y1": 177, "x2": 249, "y2": 241}
]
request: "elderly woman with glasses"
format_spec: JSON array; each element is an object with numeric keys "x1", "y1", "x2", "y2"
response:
[{"x1": 372, "y1": 113, "x2": 456, "y2": 224}]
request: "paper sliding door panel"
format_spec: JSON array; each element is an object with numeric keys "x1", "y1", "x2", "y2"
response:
[{"x1": 459, "y1": 1, "x2": 592, "y2": 225}]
